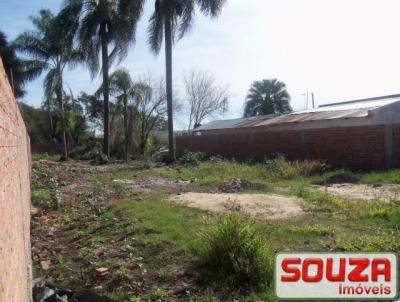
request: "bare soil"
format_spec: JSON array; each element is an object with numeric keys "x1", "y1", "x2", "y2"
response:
[
  {"x1": 313, "y1": 183, "x2": 400, "y2": 201},
  {"x1": 113, "y1": 175, "x2": 196, "y2": 194},
  {"x1": 214, "y1": 178, "x2": 266, "y2": 193},
  {"x1": 170, "y1": 192, "x2": 303, "y2": 219}
]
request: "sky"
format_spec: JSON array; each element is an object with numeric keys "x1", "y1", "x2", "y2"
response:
[{"x1": 1, "y1": 0, "x2": 400, "y2": 128}]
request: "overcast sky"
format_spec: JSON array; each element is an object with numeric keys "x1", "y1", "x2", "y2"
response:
[{"x1": 1, "y1": 0, "x2": 400, "y2": 128}]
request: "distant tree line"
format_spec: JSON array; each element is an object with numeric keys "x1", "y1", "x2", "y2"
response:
[
  {"x1": 0, "y1": 0, "x2": 295, "y2": 161},
  {"x1": 0, "y1": 0, "x2": 228, "y2": 161}
]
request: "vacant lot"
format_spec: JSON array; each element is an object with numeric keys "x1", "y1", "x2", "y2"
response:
[{"x1": 30, "y1": 155, "x2": 400, "y2": 301}]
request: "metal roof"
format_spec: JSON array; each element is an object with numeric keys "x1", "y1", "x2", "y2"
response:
[
  {"x1": 194, "y1": 115, "x2": 274, "y2": 131},
  {"x1": 254, "y1": 108, "x2": 371, "y2": 127},
  {"x1": 305, "y1": 94, "x2": 400, "y2": 113},
  {"x1": 319, "y1": 94, "x2": 400, "y2": 108},
  {"x1": 194, "y1": 94, "x2": 400, "y2": 132}
]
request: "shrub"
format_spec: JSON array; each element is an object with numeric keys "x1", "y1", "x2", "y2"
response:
[
  {"x1": 32, "y1": 152, "x2": 49, "y2": 160},
  {"x1": 70, "y1": 139, "x2": 102, "y2": 160},
  {"x1": 153, "y1": 149, "x2": 170, "y2": 164},
  {"x1": 31, "y1": 179, "x2": 61, "y2": 210},
  {"x1": 209, "y1": 155, "x2": 225, "y2": 164},
  {"x1": 69, "y1": 145, "x2": 89, "y2": 159},
  {"x1": 195, "y1": 212, "x2": 272, "y2": 290},
  {"x1": 149, "y1": 287, "x2": 166, "y2": 302},
  {"x1": 90, "y1": 153, "x2": 110, "y2": 165},
  {"x1": 264, "y1": 155, "x2": 322, "y2": 179},
  {"x1": 178, "y1": 151, "x2": 208, "y2": 166}
]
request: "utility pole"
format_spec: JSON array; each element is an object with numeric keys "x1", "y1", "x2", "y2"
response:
[
  {"x1": 311, "y1": 93, "x2": 315, "y2": 109},
  {"x1": 306, "y1": 91, "x2": 309, "y2": 109},
  {"x1": 300, "y1": 92, "x2": 308, "y2": 110}
]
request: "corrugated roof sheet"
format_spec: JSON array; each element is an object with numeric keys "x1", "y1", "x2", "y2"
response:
[
  {"x1": 194, "y1": 94, "x2": 400, "y2": 131},
  {"x1": 304, "y1": 94, "x2": 400, "y2": 113},
  {"x1": 194, "y1": 115, "x2": 274, "y2": 131},
  {"x1": 254, "y1": 108, "x2": 371, "y2": 128}
]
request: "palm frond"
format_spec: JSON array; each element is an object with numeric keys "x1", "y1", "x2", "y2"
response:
[
  {"x1": 109, "y1": 68, "x2": 133, "y2": 96},
  {"x1": 178, "y1": 0, "x2": 195, "y2": 39},
  {"x1": 114, "y1": 0, "x2": 145, "y2": 59},
  {"x1": 244, "y1": 79, "x2": 292, "y2": 117},
  {"x1": 196, "y1": 0, "x2": 227, "y2": 17},
  {"x1": 43, "y1": 68, "x2": 59, "y2": 101},
  {"x1": 78, "y1": 10, "x2": 101, "y2": 77},
  {"x1": 14, "y1": 32, "x2": 50, "y2": 61},
  {"x1": 21, "y1": 59, "x2": 49, "y2": 81},
  {"x1": 148, "y1": 0, "x2": 164, "y2": 54},
  {"x1": 30, "y1": 9, "x2": 55, "y2": 33}
]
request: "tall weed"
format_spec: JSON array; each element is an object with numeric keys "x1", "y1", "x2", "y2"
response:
[{"x1": 194, "y1": 212, "x2": 272, "y2": 290}]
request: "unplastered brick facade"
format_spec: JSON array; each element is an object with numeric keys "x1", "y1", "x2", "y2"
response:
[
  {"x1": 176, "y1": 124, "x2": 398, "y2": 170},
  {"x1": 0, "y1": 58, "x2": 32, "y2": 301}
]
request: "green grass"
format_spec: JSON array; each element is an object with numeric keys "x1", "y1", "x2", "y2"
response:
[
  {"x1": 31, "y1": 179, "x2": 61, "y2": 209},
  {"x1": 361, "y1": 169, "x2": 400, "y2": 184},
  {"x1": 156, "y1": 159, "x2": 330, "y2": 189},
  {"x1": 111, "y1": 192, "x2": 204, "y2": 250},
  {"x1": 31, "y1": 152, "x2": 60, "y2": 161},
  {"x1": 30, "y1": 158, "x2": 400, "y2": 301}
]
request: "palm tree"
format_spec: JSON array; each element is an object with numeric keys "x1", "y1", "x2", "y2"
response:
[
  {"x1": 61, "y1": 0, "x2": 145, "y2": 158},
  {"x1": 14, "y1": 9, "x2": 81, "y2": 158},
  {"x1": 109, "y1": 68, "x2": 133, "y2": 161},
  {"x1": 243, "y1": 79, "x2": 292, "y2": 117},
  {"x1": 0, "y1": 31, "x2": 35, "y2": 98},
  {"x1": 148, "y1": 0, "x2": 227, "y2": 161}
]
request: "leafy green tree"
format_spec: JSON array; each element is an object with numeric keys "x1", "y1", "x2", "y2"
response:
[
  {"x1": 243, "y1": 79, "x2": 292, "y2": 117},
  {"x1": 61, "y1": 0, "x2": 145, "y2": 158},
  {"x1": 64, "y1": 93, "x2": 88, "y2": 145},
  {"x1": 14, "y1": 9, "x2": 82, "y2": 158},
  {"x1": 19, "y1": 102, "x2": 54, "y2": 144},
  {"x1": 148, "y1": 0, "x2": 228, "y2": 161},
  {"x1": 79, "y1": 92, "x2": 104, "y2": 129},
  {"x1": 0, "y1": 31, "x2": 35, "y2": 98}
]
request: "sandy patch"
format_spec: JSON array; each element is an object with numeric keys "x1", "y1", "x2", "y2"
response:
[
  {"x1": 313, "y1": 184, "x2": 400, "y2": 201},
  {"x1": 171, "y1": 192, "x2": 303, "y2": 219}
]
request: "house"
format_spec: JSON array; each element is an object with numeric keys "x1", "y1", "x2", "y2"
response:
[{"x1": 177, "y1": 94, "x2": 400, "y2": 169}]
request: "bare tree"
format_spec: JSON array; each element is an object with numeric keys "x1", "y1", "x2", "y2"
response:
[
  {"x1": 184, "y1": 70, "x2": 229, "y2": 131},
  {"x1": 132, "y1": 76, "x2": 168, "y2": 155}
]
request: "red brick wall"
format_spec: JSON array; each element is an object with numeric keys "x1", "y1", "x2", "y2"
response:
[
  {"x1": 176, "y1": 125, "x2": 396, "y2": 170},
  {"x1": 392, "y1": 125, "x2": 400, "y2": 168},
  {"x1": 306, "y1": 126, "x2": 385, "y2": 170},
  {"x1": 31, "y1": 143, "x2": 64, "y2": 154},
  {"x1": 0, "y1": 59, "x2": 32, "y2": 301},
  {"x1": 251, "y1": 130, "x2": 303, "y2": 160}
]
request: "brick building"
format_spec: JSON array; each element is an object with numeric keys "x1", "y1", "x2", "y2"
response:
[
  {"x1": 176, "y1": 95, "x2": 400, "y2": 169},
  {"x1": 0, "y1": 58, "x2": 32, "y2": 300}
]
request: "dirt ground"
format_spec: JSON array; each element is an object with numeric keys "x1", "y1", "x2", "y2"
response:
[
  {"x1": 170, "y1": 192, "x2": 303, "y2": 219},
  {"x1": 113, "y1": 176, "x2": 196, "y2": 194},
  {"x1": 30, "y1": 158, "x2": 400, "y2": 301},
  {"x1": 313, "y1": 183, "x2": 400, "y2": 201}
]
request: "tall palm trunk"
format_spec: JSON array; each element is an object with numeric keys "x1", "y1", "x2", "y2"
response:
[
  {"x1": 47, "y1": 98, "x2": 54, "y2": 138},
  {"x1": 56, "y1": 73, "x2": 68, "y2": 158},
  {"x1": 164, "y1": 8, "x2": 175, "y2": 162},
  {"x1": 140, "y1": 118, "x2": 146, "y2": 155},
  {"x1": 100, "y1": 22, "x2": 110, "y2": 158},
  {"x1": 123, "y1": 96, "x2": 129, "y2": 162}
]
